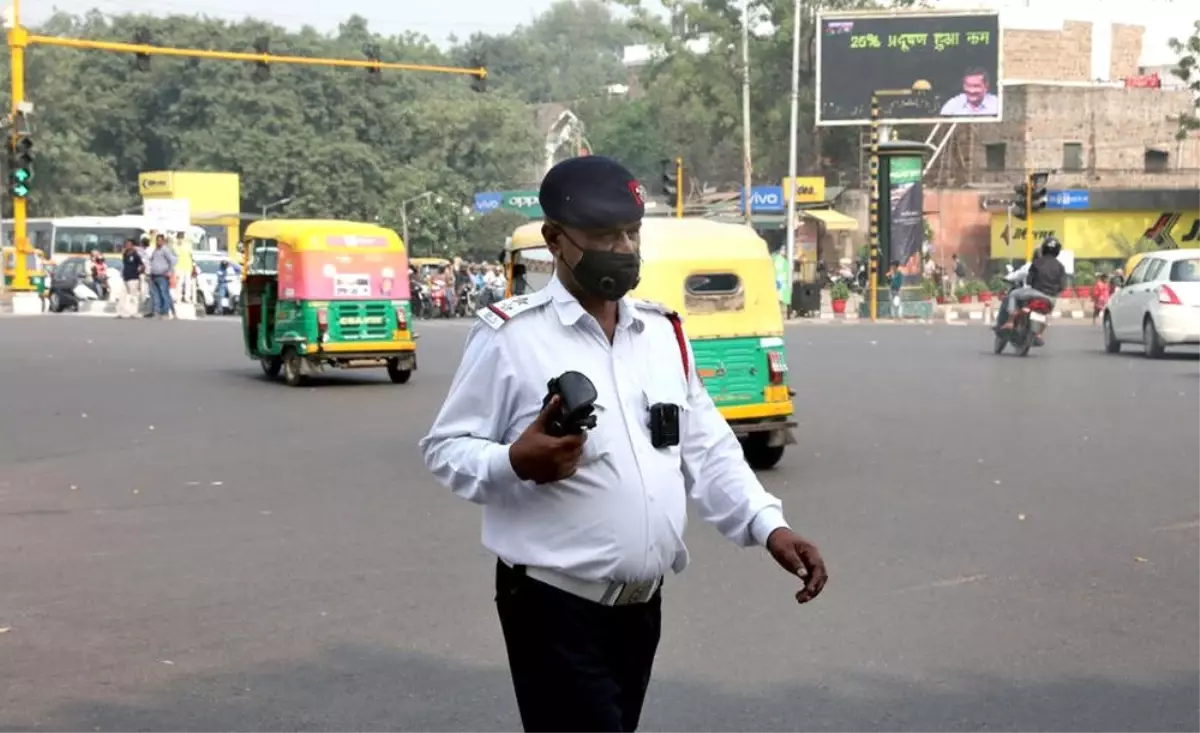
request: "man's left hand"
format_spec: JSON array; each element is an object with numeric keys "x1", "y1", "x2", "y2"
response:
[{"x1": 765, "y1": 528, "x2": 827, "y2": 604}]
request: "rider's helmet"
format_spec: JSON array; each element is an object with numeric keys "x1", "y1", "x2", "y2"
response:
[{"x1": 1040, "y1": 236, "x2": 1062, "y2": 258}]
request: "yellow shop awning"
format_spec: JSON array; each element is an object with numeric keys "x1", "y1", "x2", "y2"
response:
[{"x1": 804, "y1": 209, "x2": 859, "y2": 231}]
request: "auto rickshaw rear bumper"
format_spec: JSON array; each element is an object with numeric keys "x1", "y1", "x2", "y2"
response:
[{"x1": 722, "y1": 402, "x2": 797, "y2": 447}]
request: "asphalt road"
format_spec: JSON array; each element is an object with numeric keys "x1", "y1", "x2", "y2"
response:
[{"x1": 0, "y1": 314, "x2": 1196, "y2": 732}]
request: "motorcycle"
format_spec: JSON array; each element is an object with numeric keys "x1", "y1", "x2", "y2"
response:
[
  {"x1": 993, "y1": 286, "x2": 1053, "y2": 357},
  {"x1": 429, "y1": 282, "x2": 452, "y2": 318},
  {"x1": 455, "y1": 283, "x2": 477, "y2": 318},
  {"x1": 412, "y1": 281, "x2": 433, "y2": 319}
]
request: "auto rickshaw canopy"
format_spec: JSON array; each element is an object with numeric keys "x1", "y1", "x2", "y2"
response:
[{"x1": 506, "y1": 217, "x2": 783, "y2": 339}]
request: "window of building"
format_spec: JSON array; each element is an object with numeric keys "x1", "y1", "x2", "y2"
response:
[
  {"x1": 1144, "y1": 148, "x2": 1169, "y2": 173},
  {"x1": 1062, "y1": 142, "x2": 1084, "y2": 171},
  {"x1": 984, "y1": 143, "x2": 1006, "y2": 172}
]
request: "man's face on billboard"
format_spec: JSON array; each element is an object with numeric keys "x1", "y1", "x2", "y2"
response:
[{"x1": 963, "y1": 73, "x2": 989, "y2": 104}]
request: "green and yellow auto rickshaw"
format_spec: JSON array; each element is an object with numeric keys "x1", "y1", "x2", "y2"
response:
[
  {"x1": 3, "y1": 247, "x2": 49, "y2": 295},
  {"x1": 505, "y1": 217, "x2": 796, "y2": 468},
  {"x1": 241, "y1": 219, "x2": 418, "y2": 386}
]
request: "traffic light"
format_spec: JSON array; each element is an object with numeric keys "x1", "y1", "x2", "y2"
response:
[
  {"x1": 660, "y1": 158, "x2": 678, "y2": 201},
  {"x1": 365, "y1": 43, "x2": 382, "y2": 83},
  {"x1": 253, "y1": 37, "x2": 270, "y2": 82},
  {"x1": 1012, "y1": 182, "x2": 1029, "y2": 220},
  {"x1": 1030, "y1": 171, "x2": 1049, "y2": 213},
  {"x1": 470, "y1": 55, "x2": 487, "y2": 93},
  {"x1": 7, "y1": 115, "x2": 34, "y2": 199},
  {"x1": 134, "y1": 27, "x2": 152, "y2": 72}
]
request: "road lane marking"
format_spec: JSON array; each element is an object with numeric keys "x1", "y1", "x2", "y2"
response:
[{"x1": 892, "y1": 574, "x2": 987, "y2": 593}]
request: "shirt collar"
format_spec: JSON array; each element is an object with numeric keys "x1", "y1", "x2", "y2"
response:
[{"x1": 546, "y1": 276, "x2": 643, "y2": 333}]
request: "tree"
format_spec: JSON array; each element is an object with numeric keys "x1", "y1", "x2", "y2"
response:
[
  {"x1": 0, "y1": 11, "x2": 542, "y2": 224},
  {"x1": 1168, "y1": 20, "x2": 1200, "y2": 141}
]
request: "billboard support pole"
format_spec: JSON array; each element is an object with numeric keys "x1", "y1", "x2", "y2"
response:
[
  {"x1": 868, "y1": 93, "x2": 880, "y2": 323},
  {"x1": 784, "y1": 0, "x2": 802, "y2": 278}
]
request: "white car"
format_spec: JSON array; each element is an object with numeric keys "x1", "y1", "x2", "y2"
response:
[
  {"x1": 1102, "y1": 250, "x2": 1200, "y2": 358},
  {"x1": 193, "y1": 254, "x2": 242, "y2": 315}
]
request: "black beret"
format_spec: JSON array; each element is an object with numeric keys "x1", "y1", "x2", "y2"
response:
[{"x1": 539, "y1": 155, "x2": 646, "y2": 230}]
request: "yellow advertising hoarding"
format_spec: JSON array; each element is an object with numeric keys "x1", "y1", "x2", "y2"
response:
[
  {"x1": 139, "y1": 171, "x2": 241, "y2": 256},
  {"x1": 990, "y1": 210, "x2": 1200, "y2": 260},
  {"x1": 781, "y1": 176, "x2": 827, "y2": 204}
]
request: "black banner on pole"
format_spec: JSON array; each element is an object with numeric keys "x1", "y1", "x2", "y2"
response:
[{"x1": 887, "y1": 155, "x2": 924, "y2": 269}]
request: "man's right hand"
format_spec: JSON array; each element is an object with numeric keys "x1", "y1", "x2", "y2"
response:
[{"x1": 509, "y1": 395, "x2": 586, "y2": 485}]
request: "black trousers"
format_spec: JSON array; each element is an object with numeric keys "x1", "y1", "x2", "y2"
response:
[{"x1": 495, "y1": 560, "x2": 662, "y2": 732}]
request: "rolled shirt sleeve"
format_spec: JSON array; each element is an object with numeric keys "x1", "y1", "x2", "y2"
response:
[
  {"x1": 677, "y1": 333, "x2": 790, "y2": 547},
  {"x1": 419, "y1": 323, "x2": 520, "y2": 505}
]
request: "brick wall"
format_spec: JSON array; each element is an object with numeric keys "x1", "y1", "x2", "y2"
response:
[
  {"x1": 1109, "y1": 24, "x2": 1145, "y2": 80},
  {"x1": 957, "y1": 85, "x2": 1200, "y2": 189},
  {"x1": 1002, "y1": 21, "x2": 1144, "y2": 82}
]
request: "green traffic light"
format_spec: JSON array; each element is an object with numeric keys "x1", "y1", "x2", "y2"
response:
[
  {"x1": 13, "y1": 168, "x2": 29, "y2": 183},
  {"x1": 12, "y1": 184, "x2": 29, "y2": 197}
]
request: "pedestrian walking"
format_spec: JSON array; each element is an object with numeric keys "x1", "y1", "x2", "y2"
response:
[
  {"x1": 420, "y1": 155, "x2": 827, "y2": 733},
  {"x1": 146, "y1": 233, "x2": 177, "y2": 319},
  {"x1": 117, "y1": 238, "x2": 143, "y2": 319}
]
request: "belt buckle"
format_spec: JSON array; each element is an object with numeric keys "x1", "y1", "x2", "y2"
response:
[{"x1": 611, "y1": 578, "x2": 658, "y2": 606}]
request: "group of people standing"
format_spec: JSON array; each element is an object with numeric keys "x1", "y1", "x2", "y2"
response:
[{"x1": 113, "y1": 232, "x2": 195, "y2": 319}]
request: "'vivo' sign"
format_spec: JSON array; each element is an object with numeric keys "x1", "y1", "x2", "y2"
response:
[
  {"x1": 739, "y1": 185, "x2": 785, "y2": 213},
  {"x1": 474, "y1": 192, "x2": 503, "y2": 213}
]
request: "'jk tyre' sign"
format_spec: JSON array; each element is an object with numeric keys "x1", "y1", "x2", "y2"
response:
[{"x1": 816, "y1": 10, "x2": 1002, "y2": 126}]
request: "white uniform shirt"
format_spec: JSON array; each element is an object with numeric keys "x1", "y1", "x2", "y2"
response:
[{"x1": 419, "y1": 277, "x2": 789, "y2": 584}]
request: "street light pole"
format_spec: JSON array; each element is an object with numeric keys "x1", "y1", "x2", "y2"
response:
[
  {"x1": 740, "y1": 0, "x2": 754, "y2": 224},
  {"x1": 260, "y1": 196, "x2": 293, "y2": 219},
  {"x1": 784, "y1": 0, "x2": 803, "y2": 277}
]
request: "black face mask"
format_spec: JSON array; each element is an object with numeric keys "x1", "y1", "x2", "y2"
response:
[{"x1": 559, "y1": 231, "x2": 641, "y2": 301}]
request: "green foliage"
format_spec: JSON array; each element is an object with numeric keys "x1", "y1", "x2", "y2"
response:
[
  {"x1": 1168, "y1": 20, "x2": 1200, "y2": 141},
  {"x1": 919, "y1": 277, "x2": 939, "y2": 297},
  {"x1": 0, "y1": 0, "x2": 935, "y2": 253},
  {"x1": 1075, "y1": 270, "x2": 1095, "y2": 286},
  {"x1": 1074, "y1": 260, "x2": 1095, "y2": 278},
  {"x1": 830, "y1": 280, "x2": 851, "y2": 301},
  {"x1": 0, "y1": 10, "x2": 542, "y2": 254},
  {"x1": 986, "y1": 275, "x2": 1006, "y2": 294}
]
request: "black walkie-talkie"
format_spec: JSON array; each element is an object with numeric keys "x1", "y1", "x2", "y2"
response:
[{"x1": 542, "y1": 371, "x2": 598, "y2": 437}]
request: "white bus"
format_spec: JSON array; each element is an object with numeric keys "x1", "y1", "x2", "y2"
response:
[{"x1": 1, "y1": 216, "x2": 214, "y2": 262}]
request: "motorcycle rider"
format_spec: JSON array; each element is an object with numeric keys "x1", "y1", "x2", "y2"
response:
[
  {"x1": 995, "y1": 236, "x2": 1066, "y2": 332},
  {"x1": 215, "y1": 258, "x2": 241, "y2": 311}
]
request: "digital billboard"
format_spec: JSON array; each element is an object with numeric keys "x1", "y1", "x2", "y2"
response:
[{"x1": 816, "y1": 10, "x2": 1002, "y2": 126}]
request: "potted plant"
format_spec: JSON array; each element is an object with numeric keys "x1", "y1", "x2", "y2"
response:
[
  {"x1": 987, "y1": 274, "x2": 1008, "y2": 300},
  {"x1": 975, "y1": 278, "x2": 994, "y2": 304},
  {"x1": 955, "y1": 282, "x2": 972, "y2": 304},
  {"x1": 920, "y1": 278, "x2": 939, "y2": 301},
  {"x1": 830, "y1": 281, "x2": 851, "y2": 314}
]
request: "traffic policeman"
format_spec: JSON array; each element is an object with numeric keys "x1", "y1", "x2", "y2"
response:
[{"x1": 420, "y1": 155, "x2": 827, "y2": 732}]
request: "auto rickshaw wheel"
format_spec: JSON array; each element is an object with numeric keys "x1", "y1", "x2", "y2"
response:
[
  {"x1": 260, "y1": 356, "x2": 283, "y2": 378},
  {"x1": 386, "y1": 358, "x2": 412, "y2": 384},
  {"x1": 742, "y1": 433, "x2": 785, "y2": 470},
  {"x1": 282, "y1": 349, "x2": 307, "y2": 387}
]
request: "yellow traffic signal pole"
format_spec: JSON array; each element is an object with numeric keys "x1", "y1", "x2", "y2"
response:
[
  {"x1": 867, "y1": 94, "x2": 880, "y2": 323},
  {"x1": 1023, "y1": 170, "x2": 1035, "y2": 262},
  {"x1": 7, "y1": 0, "x2": 32, "y2": 291},
  {"x1": 4, "y1": 14, "x2": 486, "y2": 294},
  {"x1": 674, "y1": 158, "x2": 683, "y2": 219}
]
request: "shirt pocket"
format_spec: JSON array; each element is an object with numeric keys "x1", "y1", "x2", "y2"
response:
[{"x1": 579, "y1": 401, "x2": 611, "y2": 466}]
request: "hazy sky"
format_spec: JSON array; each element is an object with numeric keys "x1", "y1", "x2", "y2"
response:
[{"x1": 27, "y1": 0, "x2": 560, "y2": 43}]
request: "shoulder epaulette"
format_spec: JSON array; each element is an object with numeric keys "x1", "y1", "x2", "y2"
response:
[
  {"x1": 630, "y1": 298, "x2": 676, "y2": 317},
  {"x1": 476, "y1": 291, "x2": 551, "y2": 330}
]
